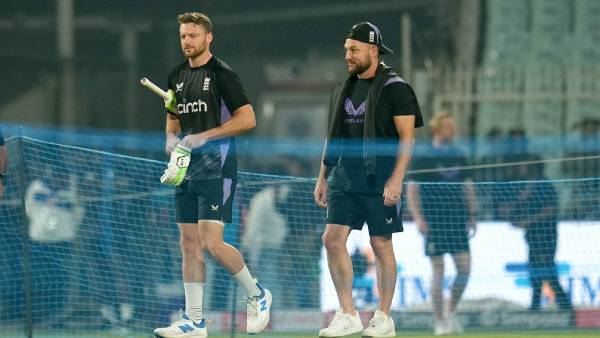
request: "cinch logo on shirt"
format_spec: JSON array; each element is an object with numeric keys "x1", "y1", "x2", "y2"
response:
[{"x1": 177, "y1": 98, "x2": 208, "y2": 114}]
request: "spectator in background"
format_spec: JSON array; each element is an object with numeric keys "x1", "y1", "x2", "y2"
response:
[
  {"x1": 502, "y1": 128, "x2": 541, "y2": 180},
  {"x1": 407, "y1": 112, "x2": 477, "y2": 336},
  {"x1": 278, "y1": 178, "x2": 323, "y2": 309},
  {"x1": 476, "y1": 128, "x2": 505, "y2": 220},
  {"x1": 563, "y1": 118, "x2": 600, "y2": 219},
  {"x1": 501, "y1": 162, "x2": 573, "y2": 312},
  {"x1": 243, "y1": 183, "x2": 288, "y2": 308},
  {"x1": 268, "y1": 158, "x2": 322, "y2": 309},
  {"x1": 0, "y1": 129, "x2": 7, "y2": 198},
  {"x1": 477, "y1": 128, "x2": 505, "y2": 182},
  {"x1": 25, "y1": 170, "x2": 84, "y2": 322}
]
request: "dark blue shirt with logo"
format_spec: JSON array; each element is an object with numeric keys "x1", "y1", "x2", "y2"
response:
[
  {"x1": 410, "y1": 144, "x2": 470, "y2": 228},
  {"x1": 333, "y1": 78, "x2": 420, "y2": 193},
  {"x1": 166, "y1": 56, "x2": 249, "y2": 180}
]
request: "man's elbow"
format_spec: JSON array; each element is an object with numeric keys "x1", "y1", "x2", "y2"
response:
[
  {"x1": 245, "y1": 115, "x2": 257, "y2": 131},
  {"x1": 236, "y1": 105, "x2": 256, "y2": 131}
]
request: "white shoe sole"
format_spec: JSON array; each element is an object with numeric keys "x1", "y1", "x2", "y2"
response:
[
  {"x1": 319, "y1": 326, "x2": 363, "y2": 337},
  {"x1": 154, "y1": 333, "x2": 207, "y2": 338},
  {"x1": 362, "y1": 332, "x2": 396, "y2": 337},
  {"x1": 153, "y1": 328, "x2": 208, "y2": 338}
]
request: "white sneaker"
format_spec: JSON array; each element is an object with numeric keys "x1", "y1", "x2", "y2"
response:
[
  {"x1": 433, "y1": 318, "x2": 450, "y2": 336},
  {"x1": 362, "y1": 310, "x2": 396, "y2": 337},
  {"x1": 246, "y1": 283, "x2": 272, "y2": 334},
  {"x1": 153, "y1": 312, "x2": 207, "y2": 338},
  {"x1": 319, "y1": 309, "x2": 363, "y2": 337},
  {"x1": 446, "y1": 313, "x2": 463, "y2": 335}
]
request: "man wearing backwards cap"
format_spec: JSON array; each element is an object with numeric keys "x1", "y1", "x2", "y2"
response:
[{"x1": 314, "y1": 22, "x2": 423, "y2": 337}]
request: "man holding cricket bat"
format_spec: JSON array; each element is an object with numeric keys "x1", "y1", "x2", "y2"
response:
[{"x1": 151, "y1": 12, "x2": 271, "y2": 338}]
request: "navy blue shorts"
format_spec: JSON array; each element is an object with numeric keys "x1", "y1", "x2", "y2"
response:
[
  {"x1": 175, "y1": 178, "x2": 235, "y2": 224},
  {"x1": 326, "y1": 190, "x2": 403, "y2": 237},
  {"x1": 425, "y1": 228, "x2": 470, "y2": 256}
]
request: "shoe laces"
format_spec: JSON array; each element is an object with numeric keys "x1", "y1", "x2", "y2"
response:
[
  {"x1": 244, "y1": 296, "x2": 259, "y2": 317},
  {"x1": 329, "y1": 312, "x2": 354, "y2": 329},
  {"x1": 368, "y1": 313, "x2": 388, "y2": 328},
  {"x1": 171, "y1": 318, "x2": 191, "y2": 327},
  {"x1": 171, "y1": 309, "x2": 206, "y2": 327}
]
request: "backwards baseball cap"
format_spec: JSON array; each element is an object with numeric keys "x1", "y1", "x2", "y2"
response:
[{"x1": 347, "y1": 21, "x2": 393, "y2": 55}]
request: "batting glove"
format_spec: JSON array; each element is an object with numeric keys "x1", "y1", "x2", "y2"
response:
[
  {"x1": 161, "y1": 144, "x2": 191, "y2": 186},
  {"x1": 164, "y1": 89, "x2": 177, "y2": 114}
]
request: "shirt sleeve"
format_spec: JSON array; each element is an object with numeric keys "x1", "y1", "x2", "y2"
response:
[
  {"x1": 216, "y1": 68, "x2": 250, "y2": 113},
  {"x1": 384, "y1": 82, "x2": 424, "y2": 127},
  {"x1": 384, "y1": 82, "x2": 416, "y2": 115},
  {"x1": 0, "y1": 131, "x2": 4, "y2": 146}
]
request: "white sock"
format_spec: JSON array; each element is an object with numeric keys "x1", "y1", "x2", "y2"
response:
[
  {"x1": 184, "y1": 282, "x2": 204, "y2": 322},
  {"x1": 233, "y1": 265, "x2": 261, "y2": 298}
]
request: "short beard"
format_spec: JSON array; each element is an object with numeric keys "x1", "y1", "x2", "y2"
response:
[
  {"x1": 184, "y1": 43, "x2": 207, "y2": 59},
  {"x1": 349, "y1": 58, "x2": 371, "y2": 76}
]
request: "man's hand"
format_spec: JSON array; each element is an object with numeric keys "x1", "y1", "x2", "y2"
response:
[
  {"x1": 383, "y1": 175, "x2": 403, "y2": 206},
  {"x1": 314, "y1": 178, "x2": 328, "y2": 208},
  {"x1": 416, "y1": 219, "x2": 428, "y2": 235},
  {"x1": 468, "y1": 216, "x2": 477, "y2": 238},
  {"x1": 160, "y1": 144, "x2": 191, "y2": 186},
  {"x1": 180, "y1": 133, "x2": 208, "y2": 149},
  {"x1": 165, "y1": 133, "x2": 181, "y2": 155},
  {"x1": 164, "y1": 89, "x2": 177, "y2": 114}
]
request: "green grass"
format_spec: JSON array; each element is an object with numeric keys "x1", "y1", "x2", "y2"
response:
[{"x1": 6, "y1": 330, "x2": 599, "y2": 338}]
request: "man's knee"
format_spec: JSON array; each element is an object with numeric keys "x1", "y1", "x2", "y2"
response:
[
  {"x1": 454, "y1": 270, "x2": 470, "y2": 288},
  {"x1": 457, "y1": 264, "x2": 471, "y2": 278},
  {"x1": 204, "y1": 240, "x2": 224, "y2": 258},
  {"x1": 430, "y1": 257, "x2": 445, "y2": 279},
  {"x1": 180, "y1": 233, "x2": 200, "y2": 255},
  {"x1": 181, "y1": 245, "x2": 204, "y2": 263},
  {"x1": 454, "y1": 253, "x2": 472, "y2": 276},
  {"x1": 369, "y1": 236, "x2": 392, "y2": 256},
  {"x1": 322, "y1": 232, "x2": 346, "y2": 254}
]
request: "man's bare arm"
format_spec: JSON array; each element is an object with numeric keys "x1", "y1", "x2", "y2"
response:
[
  {"x1": 407, "y1": 182, "x2": 428, "y2": 234},
  {"x1": 0, "y1": 144, "x2": 7, "y2": 197},
  {"x1": 314, "y1": 138, "x2": 332, "y2": 208},
  {"x1": 390, "y1": 115, "x2": 416, "y2": 182},
  {"x1": 165, "y1": 114, "x2": 182, "y2": 154},
  {"x1": 180, "y1": 104, "x2": 256, "y2": 148},
  {"x1": 464, "y1": 178, "x2": 478, "y2": 235},
  {"x1": 383, "y1": 115, "x2": 415, "y2": 206},
  {"x1": 406, "y1": 183, "x2": 423, "y2": 222},
  {"x1": 0, "y1": 145, "x2": 7, "y2": 174},
  {"x1": 464, "y1": 179, "x2": 478, "y2": 217}
]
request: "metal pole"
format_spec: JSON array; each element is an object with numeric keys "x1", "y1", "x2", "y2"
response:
[
  {"x1": 57, "y1": 0, "x2": 76, "y2": 126},
  {"x1": 229, "y1": 279, "x2": 238, "y2": 338},
  {"x1": 17, "y1": 132, "x2": 33, "y2": 338},
  {"x1": 401, "y1": 13, "x2": 412, "y2": 83},
  {"x1": 121, "y1": 30, "x2": 139, "y2": 129}
]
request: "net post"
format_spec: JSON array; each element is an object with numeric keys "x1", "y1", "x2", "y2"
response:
[
  {"x1": 229, "y1": 278, "x2": 238, "y2": 338},
  {"x1": 17, "y1": 132, "x2": 33, "y2": 338}
]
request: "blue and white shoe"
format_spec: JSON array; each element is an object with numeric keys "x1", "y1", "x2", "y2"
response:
[
  {"x1": 246, "y1": 283, "x2": 272, "y2": 334},
  {"x1": 153, "y1": 312, "x2": 207, "y2": 338}
]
